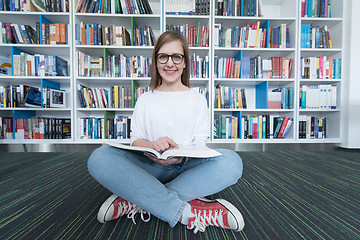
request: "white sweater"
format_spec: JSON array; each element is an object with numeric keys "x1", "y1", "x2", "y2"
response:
[{"x1": 130, "y1": 89, "x2": 209, "y2": 146}]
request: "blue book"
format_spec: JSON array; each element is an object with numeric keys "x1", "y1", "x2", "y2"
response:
[
  {"x1": 334, "y1": 59, "x2": 341, "y2": 79},
  {"x1": 307, "y1": 0, "x2": 313, "y2": 17},
  {"x1": 272, "y1": 28, "x2": 280, "y2": 48}
]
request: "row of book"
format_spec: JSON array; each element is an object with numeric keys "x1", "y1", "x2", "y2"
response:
[
  {"x1": 78, "y1": 84, "x2": 138, "y2": 109},
  {"x1": 300, "y1": 57, "x2": 341, "y2": 79},
  {"x1": 166, "y1": 23, "x2": 209, "y2": 47},
  {"x1": 214, "y1": 55, "x2": 293, "y2": 79},
  {"x1": 214, "y1": 86, "x2": 247, "y2": 109},
  {"x1": 75, "y1": 23, "x2": 130, "y2": 46},
  {"x1": 0, "y1": 0, "x2": 69, "y2": 12},
  {"x1": 298, "y1": 115, "x2": 328, "y2": 139},
  {"x1": 299, "y1": 84, "x2": 337, "y2": 110},
  {"x1": 268, "y1": 87, "x2": 294, "y2": 109},
  {"x1": 76, "y1": 0, "x2": 152, "y2": 14},
  {"x1": 214, "y1": 114, "x2": 293, "y2": 139},
  {"x1": 215, "y1": 0, "x2": 263, "y2": 17},
  {"x1": 214, "y1": 23, "x2": 289, "y2": 49},
  {"x1": 13, "y1": 52, "x2": 68, "y2": 76},
  {"x1": 79, "y1": 116, "x2": 130, "y2": 139},
  {"x1": 1, "y1": 84, "x2": 65, "y2": 108},
  {"x1": 301, "y1": 0, "x2": 331, "y2": 18},
  {"x1": 77, "y1": 52, "x2": 151, "y2": 78},
  {"x1": 301, "y1": 24, "x2": 332, "y2": 48},
  {"x1": 190, "y1": 54, "x2": 209, "y2": 79},
  {"x1": 1, "y1": 22, "x2": 68, "y2": 45},
  {"x1": 0, "y1": 117, "x2": 71, "y2": 139},
  {"x1": 166, "y1": 0, "x2": 209, "y2": 15},
  {"x1": 75, "y1": 23, "x2": 156, "y2": 46}
]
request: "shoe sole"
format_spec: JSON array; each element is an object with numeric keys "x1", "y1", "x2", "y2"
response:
[
  {"x1": 97, "y1": 194, "x2": 118, "y2": 224},
  {"x1": 198, "y1": 197, "x2": 245, "y2": 231}
]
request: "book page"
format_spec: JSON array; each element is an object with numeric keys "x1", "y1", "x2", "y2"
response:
[{"x1": 104, "y1": 142, "x2": 222, "y2": 160}]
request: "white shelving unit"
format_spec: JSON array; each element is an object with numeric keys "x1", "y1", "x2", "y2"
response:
[
  {"x1": 0, "y1": 0, "x2": 345, "y2": 145},
  {"x1": 0, "y1": 7, "x2": 73, "y2": 143},
  {"x1": 297, "y1": 0, "x2": 343, "y2": 143}
]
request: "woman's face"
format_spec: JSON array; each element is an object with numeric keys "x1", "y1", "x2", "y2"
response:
[{"x1": 156, "y1": 40, "x2": 186, "y2": 86}]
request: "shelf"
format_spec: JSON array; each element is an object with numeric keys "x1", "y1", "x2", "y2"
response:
[
  {"x1": 0, "y1": 11, "x2": 70, "y2": 16},
  {"x1": 0, "y1": 44, "x2": 70, "y2": 48},
  {"x1": 75, "y1": 13, "x2": 161, "y2": 18},
  {"x1": 0, "y1": 0, "x2": 344, "y2": 144},
  {"x1": 77, "y1": 108, "x2": 134, "y2": 111}
]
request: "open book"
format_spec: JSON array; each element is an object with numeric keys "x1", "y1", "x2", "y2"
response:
[{"x1": 105, "y1": 142, "x2": 222, "y2": 160}]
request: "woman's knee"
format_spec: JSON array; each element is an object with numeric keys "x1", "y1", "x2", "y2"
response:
[
  {"x1": 88, "y1": 145, "x2": 117, "y2": 176},
  {"x1": 216, "y1": 149, "x2": 243, "y2": 181}
]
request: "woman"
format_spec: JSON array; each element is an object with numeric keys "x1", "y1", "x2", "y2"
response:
[{"x1": 88, "y1": 31, "x2": 244, "y2": 234}]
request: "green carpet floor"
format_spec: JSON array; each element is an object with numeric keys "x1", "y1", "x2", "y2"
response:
[{"x1": 0, "y1": 150, "x2": 359, "y2": 240}]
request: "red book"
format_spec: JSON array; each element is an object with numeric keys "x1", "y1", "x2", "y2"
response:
[
  {"x1": 225, "y1": 57, "x2": 231, "y2": 78},
  {"x1": 277, "y1": 117, "x2": 289, "y2": 138}
]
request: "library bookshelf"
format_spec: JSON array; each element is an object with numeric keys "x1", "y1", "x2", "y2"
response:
[{"x1": 0, "y1": 0, "x2": 344, "y2": 146}]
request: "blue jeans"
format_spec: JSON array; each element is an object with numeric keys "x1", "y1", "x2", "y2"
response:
[{"x1": 88, "y1": 145, "x2": 243, "y2": 227}]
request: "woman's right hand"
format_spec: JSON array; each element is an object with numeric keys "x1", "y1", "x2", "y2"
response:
[{"x1": 151, "y1": 136, "x2": 179, "y2": 152}]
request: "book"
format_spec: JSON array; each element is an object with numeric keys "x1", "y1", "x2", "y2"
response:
[
  {"x1": 104, "y1": 142, "x2": 222, "y2": 160},
  {"x1": 24, "y1": 86, "x2": 42, "y2": 108}
]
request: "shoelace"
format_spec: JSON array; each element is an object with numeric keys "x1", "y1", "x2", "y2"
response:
[
  {"x1": 112, "y1": 199, "x2": 135, "y2": 220},
  {"x1": 127, "y1": 206, "x2": 151, "y2": 224},
  {"x1": 188, "y1": 208, "x2": 225, "y2": 233}
]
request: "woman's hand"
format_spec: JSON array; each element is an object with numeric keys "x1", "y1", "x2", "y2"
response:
[
  {"x1": 151, "y1": 136, "x2": 179, "y2": 152},
  {"x1": 142, "y1": 137, "x2": 181, "y2": 166},
  {"x1": 144, "y1": 153, "x2": 183, "y2": 166}
]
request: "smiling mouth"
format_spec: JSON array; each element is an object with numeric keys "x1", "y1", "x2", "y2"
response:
[{"x1": 164, "y1": 69, "x2": 177, "y2": 74}]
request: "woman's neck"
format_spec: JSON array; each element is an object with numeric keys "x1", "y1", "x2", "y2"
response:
[{"x1": 156, "y1": 82, "x2": 190, "y2": 92}]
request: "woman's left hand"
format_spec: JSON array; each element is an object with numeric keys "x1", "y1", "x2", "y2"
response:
[{"x1": 144, "y1": 153, "x2": 183, "y2": 166}]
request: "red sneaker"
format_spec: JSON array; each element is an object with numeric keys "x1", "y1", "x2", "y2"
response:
[
  {"x1": 187, "y1": 198, "x2": 244, "y2": 233},
  {"x1": 97, "y1": 194, "x2": 150, "y2": 224}
]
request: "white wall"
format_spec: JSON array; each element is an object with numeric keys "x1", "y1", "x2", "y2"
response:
[{"x1": 341, "y1": 0, "x2": 360, "y2": 149}]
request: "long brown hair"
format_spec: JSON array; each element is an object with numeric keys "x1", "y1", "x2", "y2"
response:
[{"x1": 150, "y1": 31, "x2": 190, "y2": 90}]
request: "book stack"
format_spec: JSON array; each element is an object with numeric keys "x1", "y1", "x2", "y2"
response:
[
  {"x1": 300, "y1": 57, "x2": 341, "y2": 79},
  {"x1": 190, "y1": 54, "x2": 209, "y2": 78},
  {"x1": 214, "y1": 55, "x2": 293, "y2": 79},
  {"x1": 0, "y1": 117, "x2": 71, "y2": 139},
  {"x1": 12, "y1": 53, "x2": 68, "y2": 76},
  {"x1": 268, "y1": 87, "x2": 294, "y2": 110},
  {"x1": 0, "y1": 117, "x2": 13, "y2": 139},
  {"x1": 301, "y1": 0, "x2": 331, "y2": 18},
  {"x1": 301, "y1": 24, "x2": 332, "y2": 48},
  {"x1": 78, "y1": 84, "x2": 144, "y2": 109},
  {"x1": 0, "y1": 22, "x2": 68, "y2": 45},
  {"x1": 214, "y1": 86, "x2": 247, "y2": 109},
  {"x1": 214, "y1": 22, "x2": 266, "y2": 48},
  {"x1": 76, "y1": 0, "x2": 153, "y2": 14},
  {"x1": 166, "y1": 22, "x2": 209, "y2": 47},
  {"x1": 299, "y1": 84, "x2": 337, "y2": 110},
  {"x1": 75, "y1": 23, "x2": 133, "y2": 46},
  {"x1": 215, "y1": 0, "x2": 263, "y2": 17},
  {"x1": 133, "y1": 25, "x2": 156, "y2": 46},
  {"x1": 77, "y1": 51, "x2": 151, "y2": 78},
  {"x1": 0, "y1": 0, "x2": 69, "y2": 12},
  {"x1": 79, "y1": 115, "x2": 131, "y2": 140},
  {"x1": 166, "y1": 0, "x2": 209, "y2": 15},
  {"x1": 214, "y1": 114, "x2": 293, "y2": 140},
  {"x1": 299, "y1": 115, "x2": 328, "y2": 139}
]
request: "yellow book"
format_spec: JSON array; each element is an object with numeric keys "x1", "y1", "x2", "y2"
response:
[
  {"x1": 254, "y1": 21, "x2": 260, "y2": 48},
  {"x1": 114, "y1": 85, "x2": 119, "y2": 108},
  {"x1": 258, "y1": 115, "x2": 263, "y2": 139},
  {"x1": 82, "y1": 88, "x2": 90, "y2": 108}
]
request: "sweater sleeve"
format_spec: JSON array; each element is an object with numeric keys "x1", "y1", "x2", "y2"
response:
[
  {"x1": 130, "y1": 95, "x2": 146, "y2": 145},
  {"x1": 191, "y1": 95, "x2": 210, "y2": 146}
]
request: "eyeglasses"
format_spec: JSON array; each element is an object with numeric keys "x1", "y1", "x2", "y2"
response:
[{"x1": 156, "y1": 53, "x2": 185, "y2": 65}]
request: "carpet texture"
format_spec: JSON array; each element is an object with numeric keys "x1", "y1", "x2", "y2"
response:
[{"x1": 0, "y1": 150, "x2": 359, "y2": 239}]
